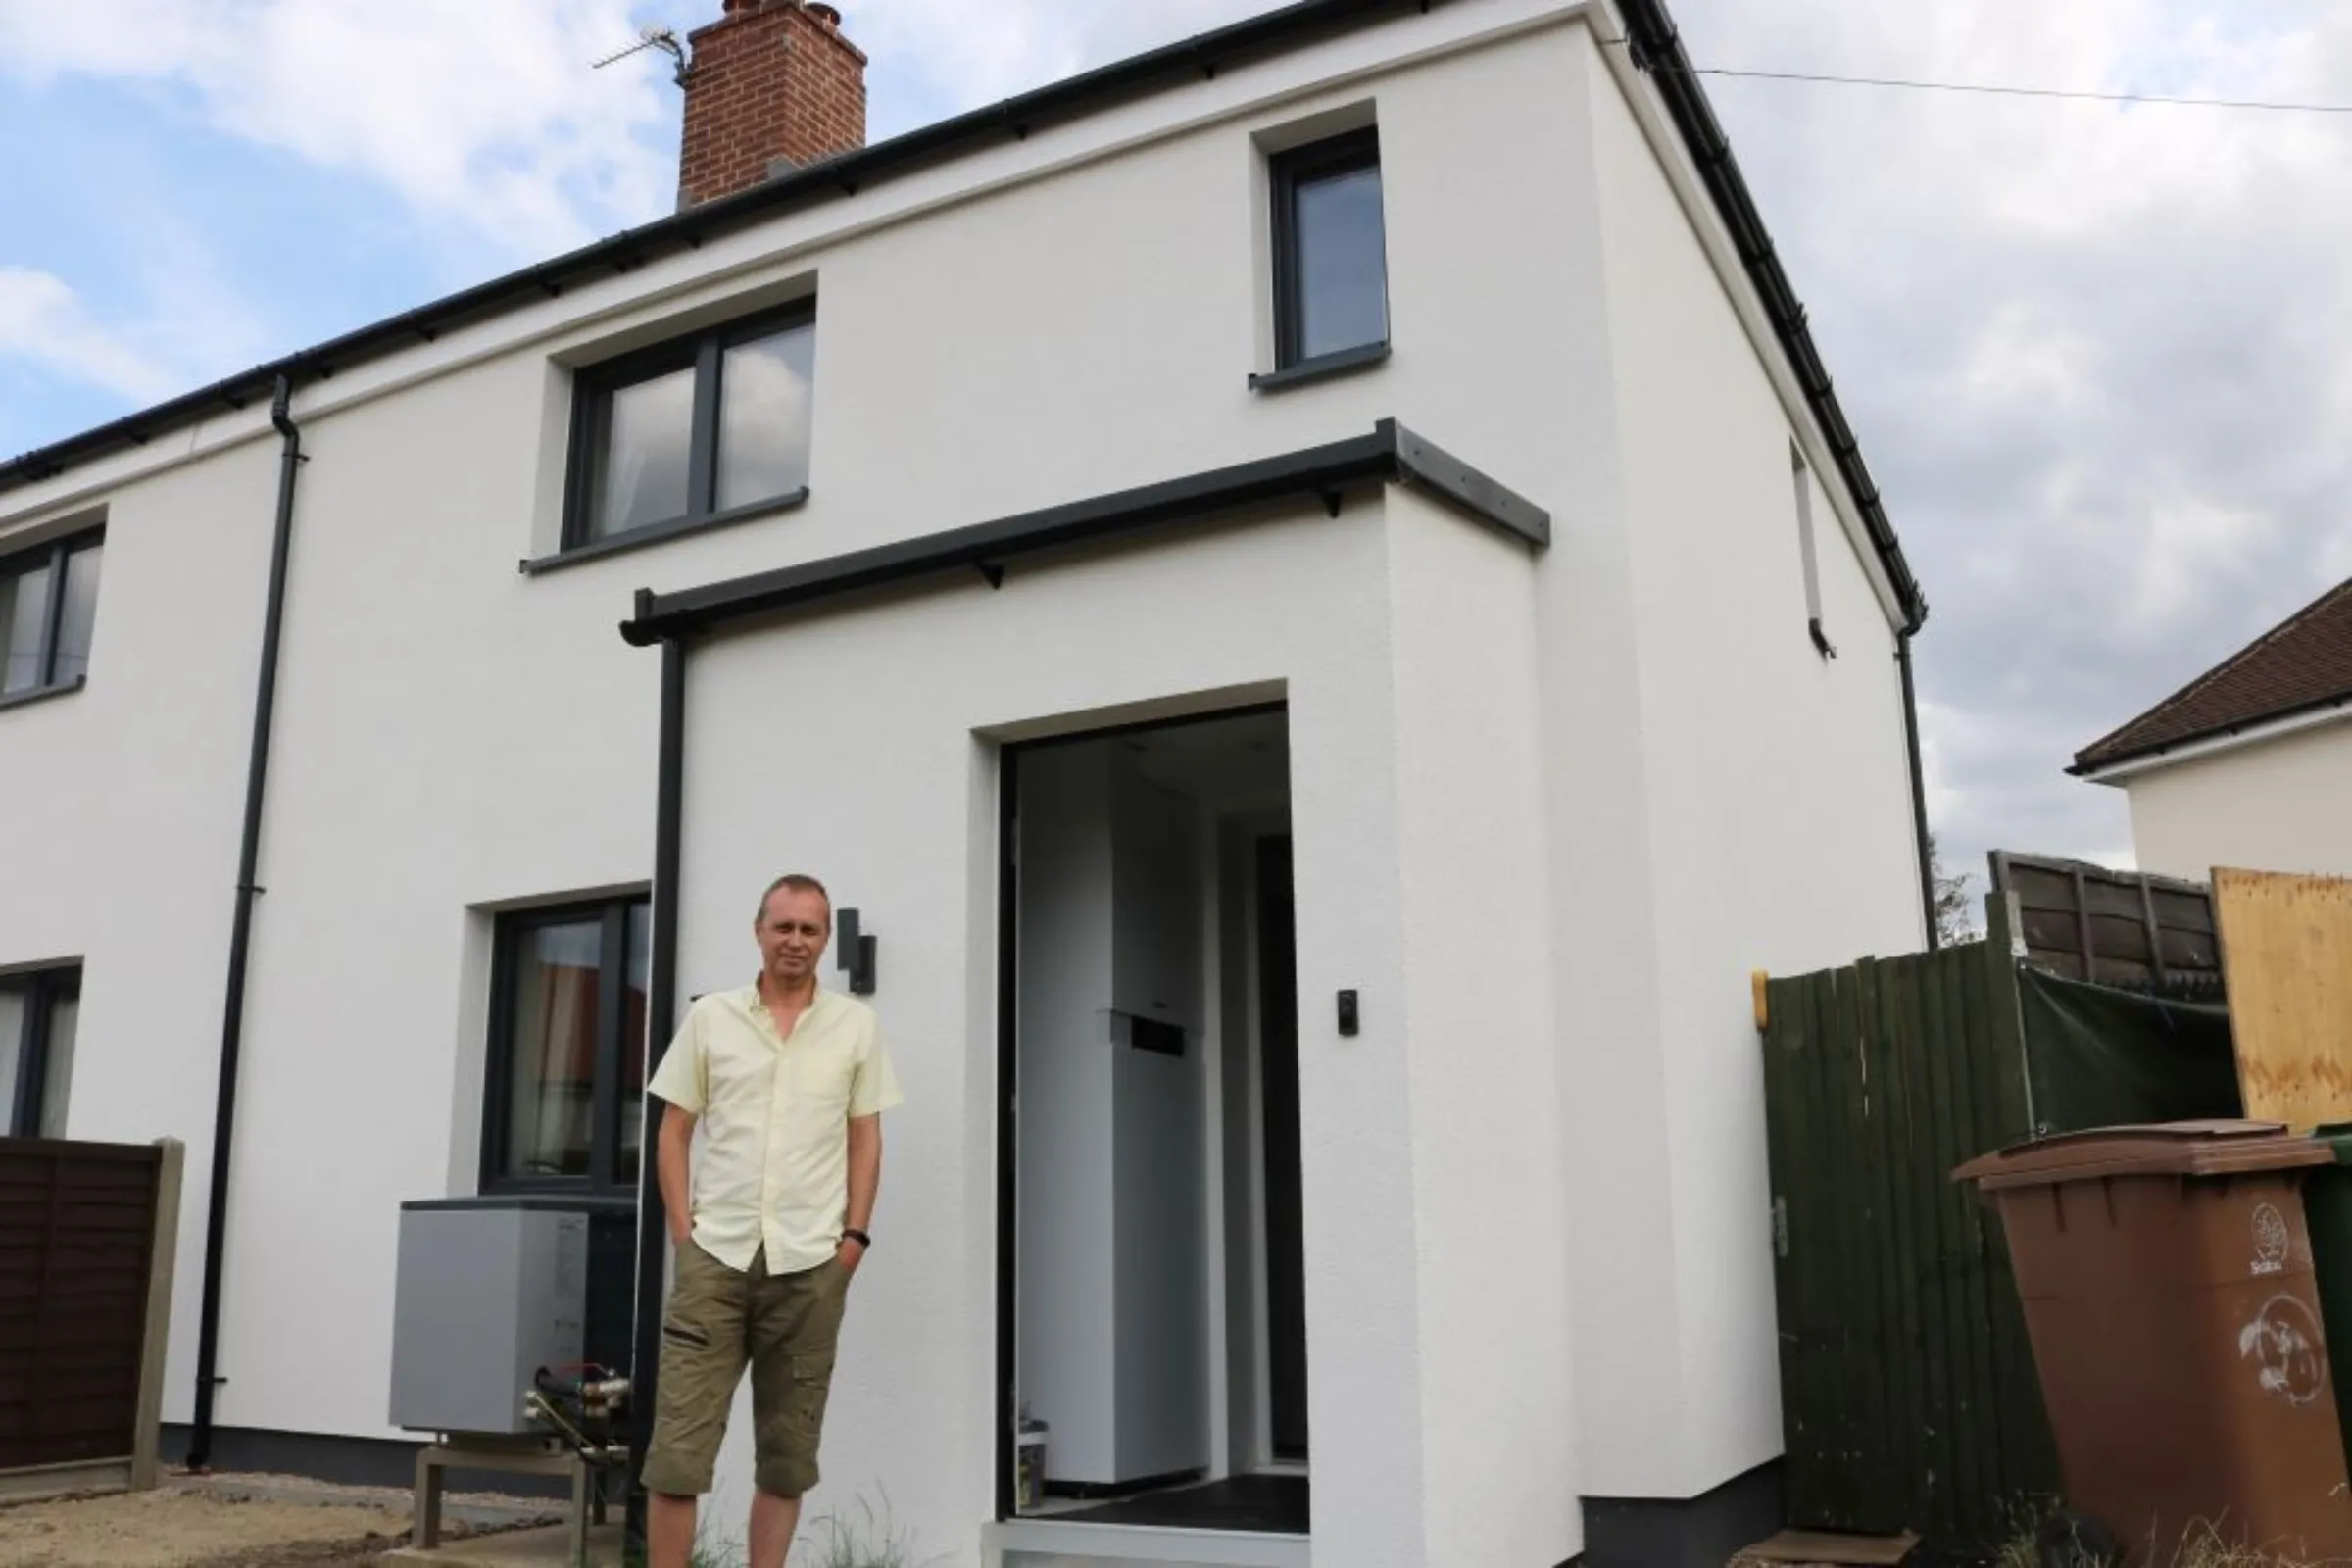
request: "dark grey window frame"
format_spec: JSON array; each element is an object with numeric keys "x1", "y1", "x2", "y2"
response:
[
  {"x1": 481, "y1": 895, "x2": 649, "y2": 1196},
  {"x1": 560, "y1": 303, "x2": 816, "y2": 554},
  {"x1": 0, "y1": 527, "x2": 104, "y2": 706},
  {"x1": 5, "y1": 965, "x2": 79, "y2": 1139},
  {"x1": 1268, "y1": 127, "x2": 1389, "y2": 378}
]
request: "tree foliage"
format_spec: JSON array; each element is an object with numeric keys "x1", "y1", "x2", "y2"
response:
[{"x1": 1928, "y1": 831, "x2": 1978, "y2": 946}]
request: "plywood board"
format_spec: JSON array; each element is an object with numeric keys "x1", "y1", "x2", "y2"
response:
[
  {"x1": 2215, "y1": 867, "x2": 2352, "y2": 1128},
  {"x1": 1735, "y1": 1529, "x2": 1918, "y2": 1565}
]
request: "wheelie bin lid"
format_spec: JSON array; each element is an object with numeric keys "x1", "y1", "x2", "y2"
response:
[{"x1": 1953, "y1": 1119, "x2": 2330, "y2": 1192}]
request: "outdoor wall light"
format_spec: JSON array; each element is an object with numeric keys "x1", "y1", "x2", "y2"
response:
[{"x1": 837, "y1": 907, "x2": 878, "y2": 995}]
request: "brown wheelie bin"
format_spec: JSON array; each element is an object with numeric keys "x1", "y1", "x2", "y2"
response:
[{"x1": 1955, "y1": 1121, "x2": 2352, "y2": 1563}]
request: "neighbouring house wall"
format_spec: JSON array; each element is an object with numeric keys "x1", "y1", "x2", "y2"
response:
[
  {"x1": 2124, "y1": 717, "x2": 2352, "y2": 881},
  {"x1": 1575, "y1": 28, "x2": 1928, "y2": 1501},
  {"x1": 1383, "y1": 485, "x2": 1579, "y2": 1567},
  {"x1": 0, "y1": 442, "x2": 278, "y2": 1433},
  {"x1": 674, "y1": 499, "x2": 1421, "y2": 1566}
]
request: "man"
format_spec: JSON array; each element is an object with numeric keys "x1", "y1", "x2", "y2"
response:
[{"x1": 642, "y1": 873, "x2": 903, "y2": 1568}]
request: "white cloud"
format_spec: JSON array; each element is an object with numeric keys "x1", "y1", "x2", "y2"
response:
[
  {"x1": 0, "y1": 0, "x2": 679, "y2": 254},
  {"x1": 837, "y1": 0, "x2": 1276, "y2": 124},
  {"x1": 0, "y1": 267, "x2": 179, "y2": 402},
  {"x1": 0, "y1": 0, "x2": 1292, "y2": 253}
]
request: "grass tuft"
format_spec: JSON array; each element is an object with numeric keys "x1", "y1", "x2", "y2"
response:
[
  {"x1": 794, "y1": 1487, "x2": 932, "y2": 1568},
  {"x1": 1998, "y1": 1507, "x2": 2325, "y2": 1568}
]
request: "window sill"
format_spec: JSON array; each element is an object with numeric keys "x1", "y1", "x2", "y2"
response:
[
  {"x1": 521, "y1": 488, "x2": 811, "y2": 576},
  {"x1": 0, "y1": 677, "x2": 86, "y2": 714},
  {"x1": 1249, "y1": 341, "x2": 1391, "y2": 393}
]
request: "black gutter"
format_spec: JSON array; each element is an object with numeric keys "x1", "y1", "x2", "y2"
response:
[
  {"x1": 623, "y1": 638, "x2": 688, "y2": 1551},
  {"x1": 185, "y1": 375, "x2": 306, "y2": 1470},
  {"x1": 0, "y1": 0, "x2": 1457, "y2": 498},
  {"x1": 1898, "y1": 631, "x2": 1937, "y2": 950},
  {"x1": 621, "y1": 420, "x2": 1547, "y2": 646},
  {"x1": 1615, "y1": 0, "x2": 1926, "y2": 634}
]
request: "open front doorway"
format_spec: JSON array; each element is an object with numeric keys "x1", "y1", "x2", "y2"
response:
[{"x1": 999, "y1": 705, "x2": 1308, "y2": 1537}]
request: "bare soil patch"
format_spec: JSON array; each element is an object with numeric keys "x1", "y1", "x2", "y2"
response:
[{"x1": 0, "y1": 1482, "x2": 535, "y2": 1568}]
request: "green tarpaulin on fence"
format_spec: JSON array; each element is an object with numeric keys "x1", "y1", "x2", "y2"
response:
[{"x1": 2016, "y1": 966, "x2": 2243, "y2": 1135}]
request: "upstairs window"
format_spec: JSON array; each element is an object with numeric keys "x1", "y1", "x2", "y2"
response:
[
  {"x1": 1271, "y1": 129, "x2": 1391, "y2": 372},
  {"x1": 0, "y1": 531, "x2": 103, "y2": 703},
  {"x1": 2, "y1": 966, "x2": 79, "y2": 1139},
  {"x1": 564, "y1": 305, "x2": 815, "y2": 552},
  {"x1": 483, "y1": 897, "x2": 650, "y2": 1193}
]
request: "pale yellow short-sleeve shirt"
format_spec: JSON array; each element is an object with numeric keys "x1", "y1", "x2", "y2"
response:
[{"x1": 647, "y1": 983, "x2": 904, "y2": 1275}]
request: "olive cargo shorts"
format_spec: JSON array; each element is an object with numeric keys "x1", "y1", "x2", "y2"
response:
[{"x1": 640, "y1": 1240, "x2": 850, "y2": 1499}]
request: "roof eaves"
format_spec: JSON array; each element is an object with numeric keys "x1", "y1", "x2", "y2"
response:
[
  {"x1": 2069, "y1": 692, "x2": 2352, "y2": 780},
  {"x1": 2071, "y1": 577, "x2": 2352, "y2": 773},
  {"x1": 1611, "y1": 0, "x2": 1926, "y2": 632}
]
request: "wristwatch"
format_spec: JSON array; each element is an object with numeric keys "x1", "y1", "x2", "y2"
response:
[{"x1": 842, "y1": 1227, "x2": 872, "y2": 1249}]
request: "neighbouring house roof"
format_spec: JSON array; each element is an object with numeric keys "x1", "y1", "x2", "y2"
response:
[
  {"x1": 2073, "y1": 576, "x2": 2352, "y2": 776},
  {"x1": 0, "y1": 0, "x2": 1924, "y2": 630}
]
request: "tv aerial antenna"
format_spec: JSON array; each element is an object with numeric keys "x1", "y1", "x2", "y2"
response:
[{"x1": 593, "y1": 24, "x2": 688, "y2": 86}]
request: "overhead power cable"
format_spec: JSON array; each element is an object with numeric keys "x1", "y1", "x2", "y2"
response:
[{"x1": 1681, "y1": 63, "x2": 2352, "y2": 117}]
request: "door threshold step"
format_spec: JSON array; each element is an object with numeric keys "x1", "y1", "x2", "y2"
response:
[{"x1": 984, "y1": 1517, "x2": 1310, "y2": 1567}]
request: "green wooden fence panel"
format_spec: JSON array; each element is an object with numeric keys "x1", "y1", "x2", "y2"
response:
[{"x1": 1761, "y1": 922, "x2": 2064, "y2": 1549}]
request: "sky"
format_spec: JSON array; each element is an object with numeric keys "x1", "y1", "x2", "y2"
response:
[{"x1": 5, "y1": 0, "x2": 2351, "y2": 907}]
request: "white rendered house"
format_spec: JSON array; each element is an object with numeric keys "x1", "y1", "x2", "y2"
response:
[{"x1": 0, "y1": 2, "x2": 1933, "y2": 1564}]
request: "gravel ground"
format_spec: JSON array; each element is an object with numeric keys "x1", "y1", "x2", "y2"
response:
[{"x1": 0, "y1": 1476, "x2": 556, "y2": 1568}]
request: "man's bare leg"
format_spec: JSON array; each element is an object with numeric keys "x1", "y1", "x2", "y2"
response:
[
  {"x1": 748, "y1": 1489, "x2": 804, "y2": 1568},
  {"x1": 649, "y1": 1492, "x2": 699, "y2": 1568}
]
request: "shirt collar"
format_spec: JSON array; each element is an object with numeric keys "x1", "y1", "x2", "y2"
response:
[{"x1": 745, "y1": 976, "x2": 832, "y2": 1028}]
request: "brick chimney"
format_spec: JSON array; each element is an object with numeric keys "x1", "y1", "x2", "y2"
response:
[{"x1": 679, "y1": 0, "x2": 868, "y2": 208}]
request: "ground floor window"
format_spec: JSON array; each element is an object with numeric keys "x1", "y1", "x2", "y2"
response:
[
  {"x1": 2, "y1": 966, "x2": 79, "y2": 1138},
  {"x1": 483, "y1": 897, "x2": 649, "y2": 1192}
]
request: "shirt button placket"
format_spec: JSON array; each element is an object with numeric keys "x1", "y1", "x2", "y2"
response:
[{"x1": 765, "y1": 1042, "x2": 789, "y2": 1262}]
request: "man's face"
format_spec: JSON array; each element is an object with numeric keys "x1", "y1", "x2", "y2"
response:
[{"x1": 756, "y1": 888, "x2": 831, "y2": 985}]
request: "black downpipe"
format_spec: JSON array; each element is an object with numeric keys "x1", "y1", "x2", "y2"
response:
[
  {"x1": 186, "y1": 375, "x2": 306, "y2": 1469},
  {"x1": 1898, "y1": 627, "x2": 1937, "y2": 951},
  {"x1": 625, "y1": 633, "x2": 687, "y2": 1548}
]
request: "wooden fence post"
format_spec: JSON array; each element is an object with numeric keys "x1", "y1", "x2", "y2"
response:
[{"x1": 132, "y1": 1139, "x2": 184, "y2": 1492}]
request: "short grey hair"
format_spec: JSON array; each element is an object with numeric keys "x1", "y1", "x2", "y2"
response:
[{"x1": 755, "y1": 873, "x2": 831, "y2": 926}]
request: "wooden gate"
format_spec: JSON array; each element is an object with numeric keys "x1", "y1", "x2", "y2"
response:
[
  {"x1": 1761, "y1": 900, "x2": 2060, "y2": 1547},
  {"x1": 0, "y1": 1137, "x2": 182, "y2": 1498}
]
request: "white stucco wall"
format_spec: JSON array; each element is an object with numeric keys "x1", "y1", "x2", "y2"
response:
[
  {"x1": 0, "y1": 0, "x2": 1933, "y2": 1551},
  {"x1": 0, "y1": 447, "x2": 278, "y2": 1420},
  {"x1": 2120, "y1": 716, "x2": 2352, "y2": 881},
  {"x1": 1559, "y1": 29, "x2": 1929, "y2": 1501},
  {"x1": 1383, "y1": 487, "x2": 1577, "y2": 1567}
]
